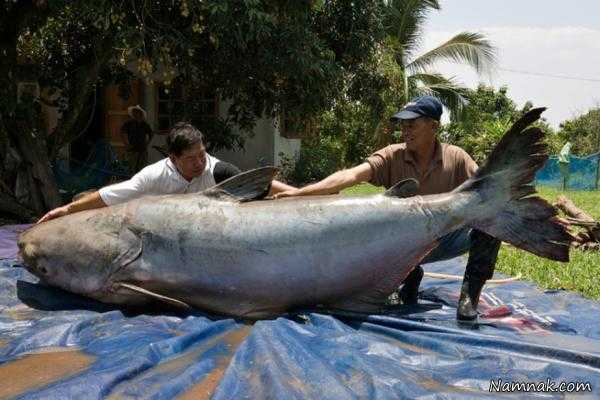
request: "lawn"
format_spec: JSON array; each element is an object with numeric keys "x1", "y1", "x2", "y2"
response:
[{"x1": 342, "y1": 184, "x2": 600, "y2": 300}]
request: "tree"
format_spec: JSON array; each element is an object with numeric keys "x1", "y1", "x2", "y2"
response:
[
  {"x1": 283, "y1": 0, "x2": 499, "y2": 180},
  {"x1": 0, "y1": 0, "x2": 388, "y2": 221},
  {"x1": 383, "y1": 0, "x2": 496, "y2": 115},
  {"x1": 558, "y1": 108, "x2": 600, "y2": 155},
  {"x1": 1, "y1": 1, "x2": 63, "y2": 220},
  {"x1": 441, "y1": 85, "x2": 558, "y2": 163}
]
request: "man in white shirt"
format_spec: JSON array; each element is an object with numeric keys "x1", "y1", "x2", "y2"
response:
[{"x1": 38, "y1": 122, "x2": 295, "y2": 223}]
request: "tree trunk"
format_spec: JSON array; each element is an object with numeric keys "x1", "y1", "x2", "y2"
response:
[
  {"x1": 0, "y1": 2, "x2": 60, "y2": 217},
  {"x1": 0, "y1": 190, "x2": 36, "y2": 222},
  {"x1": 1, "y1": 4, "x2": 115, "y2": 217},
  {"x1": 0, "y1": 112, "x2": 62, "y2": 215},
  {"x1": 555, "y1": 195, "x2": 600, "y2": 242},
  {"x1": 15, "y1": 125, "x2": 62, "y2": 210}
]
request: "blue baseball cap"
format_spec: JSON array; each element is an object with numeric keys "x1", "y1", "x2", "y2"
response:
[{"x1": 390, "y1": 95, "x2": 443, "y2": 122}]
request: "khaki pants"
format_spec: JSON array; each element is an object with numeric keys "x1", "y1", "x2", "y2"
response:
[{"x1": 127, "y1": 150, "x2": 148, "y2": 175}]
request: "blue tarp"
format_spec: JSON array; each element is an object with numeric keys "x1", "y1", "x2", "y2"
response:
[{"x1": 1, "y1": 225, "x2": 599, "y2": 399}]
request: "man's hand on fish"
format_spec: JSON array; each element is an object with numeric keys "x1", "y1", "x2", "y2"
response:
[
  {"x1": 37, "y1": 205, "x2": 70, "y2": 224},
  {"x1": 272, "y1": 188, "x2": 304, "y2": 199}
]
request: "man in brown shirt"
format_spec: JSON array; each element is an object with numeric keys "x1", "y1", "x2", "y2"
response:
[
  {"x1": 275, "y1": 95, "x2": 501, "y2": 320},
  {"x1": 368, "y1": 137, "x2": 477, "y2": 195}
]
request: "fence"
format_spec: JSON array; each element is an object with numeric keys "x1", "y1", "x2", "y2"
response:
[{"x1": 535, "y1": 153, "x2": 600, "y2": 190}]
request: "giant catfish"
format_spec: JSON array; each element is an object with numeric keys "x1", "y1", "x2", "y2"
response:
[{"x1": 18, "y1": 108, "x2": 571, "y2": 318}]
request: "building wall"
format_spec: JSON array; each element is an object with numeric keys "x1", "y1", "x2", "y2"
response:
[
  {"x1": 273, "y1": 118, "x2": 301, "y2": 168},
  {"x1": 213, "y1": 118, "x2": 276, "y2": 170},
  {"x1": 36, "y1": 80, "x2": 300, "y2": 174},
  {"x1": 212, "y1": 101, "x2": 279, "y2": 171},
  {"x1": 139, "y1": 86, "x2": 302, "y2": 171}
]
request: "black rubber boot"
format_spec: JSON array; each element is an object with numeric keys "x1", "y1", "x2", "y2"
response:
[
  {"x1": 399, "y1": 265, "x2": 424, "y2": 305},
  {"x1": 457, "y1": 277, "x2": 485, "y2": 320},
  {"x1": 456, "y1": 230, "x2": 501, "y2": 320}
]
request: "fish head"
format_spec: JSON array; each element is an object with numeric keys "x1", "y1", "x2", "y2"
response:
[{"x1": 17, "y1": 211, "x2": 140, "y2": 298}]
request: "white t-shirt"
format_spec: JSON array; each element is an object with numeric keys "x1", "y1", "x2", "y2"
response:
[{"x1": 99, "y1": 154, "x2": 220, "y2": 206}]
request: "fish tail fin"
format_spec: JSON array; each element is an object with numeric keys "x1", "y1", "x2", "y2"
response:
[{"x1": 457, "y1": 107, "x2": 572, "y2": 262}]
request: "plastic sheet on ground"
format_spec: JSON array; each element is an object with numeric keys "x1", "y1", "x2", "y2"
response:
[{"x1": 1, "y1": 225, "x2": 599, "y2": 399}]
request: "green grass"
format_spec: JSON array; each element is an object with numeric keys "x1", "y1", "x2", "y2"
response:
[
  {"x1": 341, "y1": 183, "x2": 384, "y2": 196},
  {"x1": 498, "y1": 187, "x2": 600, "y2": 300},
  {"x1": 342, "y1": 184, "x2": 600, "y2": 300}
]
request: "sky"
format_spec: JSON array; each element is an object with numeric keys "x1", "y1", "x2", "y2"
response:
[{"x1": 420, "y1": 0, "x2": 600, "y2": 128}]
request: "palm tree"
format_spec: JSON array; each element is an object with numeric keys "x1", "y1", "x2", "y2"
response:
[{"x1": 383, "y1": 0, "x2": 497, "y2": 116}]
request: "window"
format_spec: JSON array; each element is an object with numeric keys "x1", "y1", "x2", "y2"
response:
[{"x1": 157, "y1": 83, "x2": 217, "y2": 133}]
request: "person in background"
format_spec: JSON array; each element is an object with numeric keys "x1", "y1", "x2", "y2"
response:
[
  {"x1": 558, "y1": 141, "x2": 572, "y2": 190},
  {"x1": 121, "y1": 105, "x2": 154, "y2": 174}
]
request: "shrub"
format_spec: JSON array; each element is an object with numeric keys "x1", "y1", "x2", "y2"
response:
[{"x1": 278, "y1": 135, "x2": 344, "y2": 186}]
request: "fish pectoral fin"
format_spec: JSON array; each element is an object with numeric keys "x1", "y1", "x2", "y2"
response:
[
  {"x1": 202, "y1": 166, "x2": 278, "y2": 202},
  {"x1": 114, "y1": 282, "x2": 191, "y2": 310},
  {"x1": 384, "y1": 178, "x2": 419, "y2": 198},
  {"x1": 113, "y1": 227, "x2": 143, "y2": 268}
]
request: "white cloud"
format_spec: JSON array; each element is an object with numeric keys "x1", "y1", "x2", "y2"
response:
[{"x1": 420, "y1": 27, "x2": 600, "y2": 127}]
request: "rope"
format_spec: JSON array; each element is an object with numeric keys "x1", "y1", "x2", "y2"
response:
[{"x1": 423, "y1": 272, "x2": 521, "y2": 284}]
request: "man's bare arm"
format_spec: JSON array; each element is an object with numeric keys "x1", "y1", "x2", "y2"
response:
[
  {"x1": 269, "y1": 180, "x2": 296, "y2": 196},
  {"x1": 274, "y1": 162, "x2": 373, "y2": 198},
  {"x1": 37, "y1": 191, "x2": 107, "y2": 224}
]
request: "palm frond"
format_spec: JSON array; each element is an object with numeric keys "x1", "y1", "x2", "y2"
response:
[
  {"x1": 408, "y1": 73, "x2": 470, "y2": 117},
  {"x1": 383, "y1": 0, "x2": 440, "y2": 65},
  {"x1": 407, "y1": 31, "x2": 497, "y2": 75}
]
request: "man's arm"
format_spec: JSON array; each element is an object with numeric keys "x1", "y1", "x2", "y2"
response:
[
  {"x1": 37, "y1": 165, "x2": 152, "y2": 224},
  {"x1": 37, "y1": 191, "x2": 107, "y2": 224},
  {"x1": 269, "y1": 180, "x2": 296, "y2": 195},
  {"x1": 274, "y1": 162, "x2": 373, "y2": 198}
]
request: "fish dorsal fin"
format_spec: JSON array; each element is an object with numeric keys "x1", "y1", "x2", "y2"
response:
[
  {"x1": 203, "y1": 166, "x2": 278, "y2": 202},
  {"x1": 114, "y1": 282, "x2": 191, "y2": 310},
  {"x1": 384, "y1": 178, "x2": 419, "y2": 198}
]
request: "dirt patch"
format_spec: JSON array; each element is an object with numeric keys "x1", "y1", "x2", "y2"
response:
[
  {"x1": 176, "y1": 361, "x2": 227, "y2": 400},
  {"x1": 0, "y1": 347, "x2": 95, "y2": 399},
  {"x1": 176, "y1": 325, "x2": 251, "y2": 400}
]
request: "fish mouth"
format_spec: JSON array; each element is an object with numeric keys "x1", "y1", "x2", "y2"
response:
[
  {"x1": 20, "y1": 259, "x2": 50, "y2": 283},
  {"x1": 17, "y1": 245, "x2": 44, "y2": 277},
  {"x1": 16, "y1": 244, "x2": 58, "y2": 287}
]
